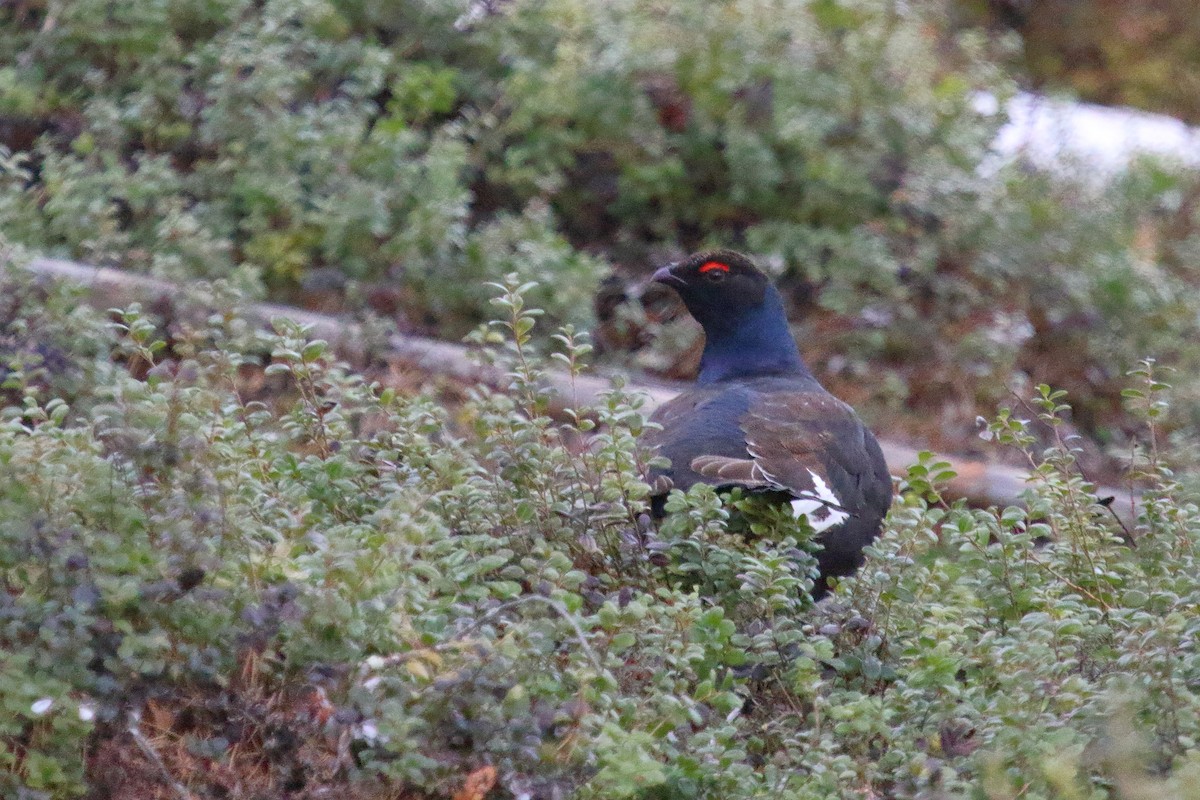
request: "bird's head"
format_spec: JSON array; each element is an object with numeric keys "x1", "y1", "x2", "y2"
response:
[
  {"x1": 652, "y1": 250, "x2": 806, "y2": 383},
  {"x1": 652, "y1": 250, "x2": 771, "y2": 332}
]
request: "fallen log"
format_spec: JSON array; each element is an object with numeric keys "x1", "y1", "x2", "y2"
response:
[{"x1": 12, "y1": 254, "x2": 1140, "y2": 523}]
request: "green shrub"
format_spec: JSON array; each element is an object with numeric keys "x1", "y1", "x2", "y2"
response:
[
  {"x1": 1, "y1": 278, "x2": 1199, "y2": 798},
  {"x1": 0, "y1": 264, "x2": 115, "y2": 411}
]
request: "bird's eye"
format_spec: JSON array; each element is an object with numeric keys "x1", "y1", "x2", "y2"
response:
[{"x1": 699, "y1": 261, "x2": 730, "y2": 283}]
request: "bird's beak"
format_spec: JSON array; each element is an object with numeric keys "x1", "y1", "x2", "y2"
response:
[{"x1": 652, "y1": 264, "x2": 685, "y2": 288}]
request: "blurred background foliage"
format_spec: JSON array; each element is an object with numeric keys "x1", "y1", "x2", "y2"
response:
[
  {"x1": 1, "y1": 0, "x2": 1199, "y2": 470},
  {"x1": 960, "y1": 0, "x2": 1200, "y2": 124}
]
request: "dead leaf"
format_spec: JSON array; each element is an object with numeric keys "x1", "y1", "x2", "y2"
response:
[{"x1": 452, "y1": 765, "x2": 498, "y2": 800}]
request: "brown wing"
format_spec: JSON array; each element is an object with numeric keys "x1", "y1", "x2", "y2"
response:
[
  {"x1": 742, "y1": 388, "x2": 893, "y2": 583},
  {"x1": 645, "y1": 378, "x2": 885, "y2": 518},
  {"x1": 740, "y1": 390, "x2": 862, "y2": 503}
]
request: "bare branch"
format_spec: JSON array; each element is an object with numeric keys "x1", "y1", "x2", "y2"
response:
[{"x1": 8, "y1": 254, "x2": 1141, "y2": 523}]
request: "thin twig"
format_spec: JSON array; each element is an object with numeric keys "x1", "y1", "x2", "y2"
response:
[
  {"x1": 359, "y1": 595, "x2": 609, "y2": 680},
  {"x1": 447, "y1": 595, "x2": 607, "y2": 674},
  {"x1": 1097, "y1": 494, "x2": 1137, "y2": 548},
  {"x1": 127, "y1": 709, "x2": 193, "y2": 800}
]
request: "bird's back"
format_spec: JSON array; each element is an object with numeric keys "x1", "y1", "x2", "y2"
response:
[{"x1": 645, "y1": 374, "x2": 892, "y2": 592}]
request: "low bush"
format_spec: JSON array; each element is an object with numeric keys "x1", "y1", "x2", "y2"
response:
[{"x1": 1, "y1": 276, "x2": 1198, "y2": 798}]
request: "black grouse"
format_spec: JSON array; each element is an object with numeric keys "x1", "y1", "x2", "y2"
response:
[{"x1": 643, "y1": 250, "x2": 892, "y2": 597}]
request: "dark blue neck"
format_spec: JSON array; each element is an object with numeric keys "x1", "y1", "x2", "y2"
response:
[{"x1": 696, "y1": 287, "x2": 809, "y2": 384}]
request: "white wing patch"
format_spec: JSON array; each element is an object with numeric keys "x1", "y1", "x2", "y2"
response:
[
  {"x1": 790, "y1": 469, "x2": 849, "y2": 532},
  {"x1": 743, "y1": 439, "x2": 779, "y2": 484}
]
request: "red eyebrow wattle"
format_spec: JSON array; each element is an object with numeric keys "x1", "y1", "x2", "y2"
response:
[{"x1": 699, "y1": 261, "x2": 730, "y2": 273}]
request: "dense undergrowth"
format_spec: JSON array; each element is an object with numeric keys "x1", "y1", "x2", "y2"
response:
[
  {"x1": 2, "y1": 273, "x2": 1200, "y2": 799},
  {"x1": 2, "y1": 0, "x2": 1200, "y2": 449}
]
